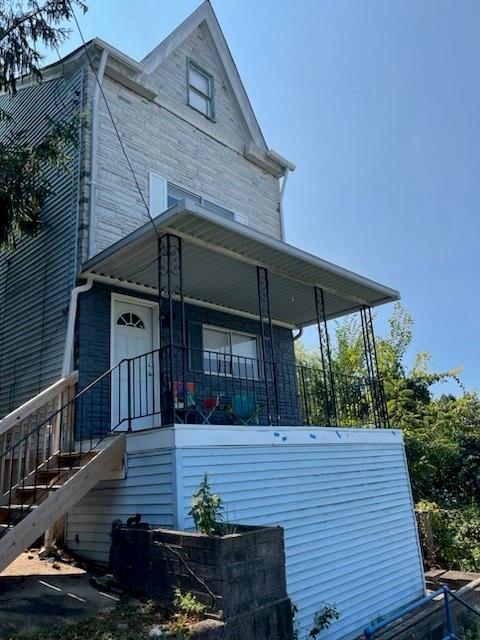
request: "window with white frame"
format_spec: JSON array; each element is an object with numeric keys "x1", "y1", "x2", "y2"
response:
[
  {"x1": 187, "y1": 59, "x2": 214, "y2": 119},
  {"x1": 203, "y1": 326, "x2": 259, "y2": 379}
]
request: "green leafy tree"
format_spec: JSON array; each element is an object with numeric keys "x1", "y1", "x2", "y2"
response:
[{"x1": 0, "y1": 0, "x2": 87, "y2": 249}]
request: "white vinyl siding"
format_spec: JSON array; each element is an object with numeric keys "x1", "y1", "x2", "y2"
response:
[
  {"x1": 176, "y1": 435, "x2": 424, "y2": 640},
  {"x1": 65, "y1": 428, "x2": 423, "y2": 640},
  {"x1": 65, "y1": 448, "x2": 175, "y2": 564}
]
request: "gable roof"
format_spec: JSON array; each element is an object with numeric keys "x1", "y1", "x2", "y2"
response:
[{"x1": 140, "y1": 1, "x2": 268, "y2": 151}]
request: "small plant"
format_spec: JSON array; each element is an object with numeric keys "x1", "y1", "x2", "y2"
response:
[
  {"x1": 166, "y1": 588, "x2": 206, "y2": 639},
  {"x1": 173, "y1": 587, "x2": 206, "y2": 618},
  {"x1": 189, "y1": 473, "x2": 224, "y2": 535},
  {"x1": 309, "y1": 603, "x2": 340, "y2": 638}
]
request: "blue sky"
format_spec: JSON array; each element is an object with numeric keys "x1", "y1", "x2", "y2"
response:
[{"x1": 47, "y1": 0, "x2": 480, "y2": 393}]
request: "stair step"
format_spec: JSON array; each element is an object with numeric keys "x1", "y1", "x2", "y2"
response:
[
  {"x1": 57, "y1": 450, "x2": 97, "y2": 460},
  {"x1": 17, "y1": 484, "x2": 62, "y2": 493},
  {"x1": 0, "y1": 504, "x2": 36, "y2": 524}
]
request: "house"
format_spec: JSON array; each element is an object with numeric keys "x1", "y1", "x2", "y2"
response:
[{"x1": 0, "y1": 3, "x2": 425, "y2": 638}]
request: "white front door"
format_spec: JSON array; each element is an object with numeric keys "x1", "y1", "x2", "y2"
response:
[{"x1": 111, "y1": 297, "x2": 158, "y2": 430}]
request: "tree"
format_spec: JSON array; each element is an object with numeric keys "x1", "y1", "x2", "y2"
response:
[
  {"x1": 0, "y1": 0, "x2": 87, "y2": 249},
  {"x1": 298, "y1": 302, "x2": 480, "y2": 505}
]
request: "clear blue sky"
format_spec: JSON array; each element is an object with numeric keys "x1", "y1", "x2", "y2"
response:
[{"x1": 47, "y1": 0, "x2": 480, "y2": 393}]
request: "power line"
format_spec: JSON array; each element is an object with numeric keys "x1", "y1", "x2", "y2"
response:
[{"x1": 67, "y1": 0, "x2": 160, "y2": 240}]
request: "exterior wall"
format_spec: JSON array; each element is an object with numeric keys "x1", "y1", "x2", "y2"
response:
[
  {"x1": 175, "y1": 427, "x2": 425, "y2": 640},
  {"x1": 65, "y1": 426, "x2": 424, "y2": 640},
  {"x1": 0, "y1": 70, "x2": 85, "y2": 418},
  {"x1": 75, "y1": 282, "x2": 299, "y2": 431},
  {"x1": 66, "y1": 439, "x2": 175, "y2": 564},
  {"x1": 147, "y1": 23, "x2": 251, "y2": 146},
  {"x1": 91, "y1": 70, "x2": 282, "y2": 256}
]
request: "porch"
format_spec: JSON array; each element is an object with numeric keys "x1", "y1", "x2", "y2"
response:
[{"x1": 78, "y1": 199, "x2": 399, "y2": 433}]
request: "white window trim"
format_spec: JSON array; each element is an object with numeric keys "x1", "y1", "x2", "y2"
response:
[
  {"x1": 166, "y1": 179, "x2": 249, "y2": 226},
  {"x1": 187, "y1": 59, "x2": 215, "y2": 121},
  {"x1": 202, "y1": 324, "x2": 260, "y2": 379}
]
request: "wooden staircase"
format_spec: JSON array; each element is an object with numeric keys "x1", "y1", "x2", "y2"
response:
[{"x1": 0, "y1": 433, "x2": 125, "y2": 574}]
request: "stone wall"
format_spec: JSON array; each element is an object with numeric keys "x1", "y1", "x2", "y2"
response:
[{"x1": 110, "y1": 523, "x2": 294, "y2": 640}]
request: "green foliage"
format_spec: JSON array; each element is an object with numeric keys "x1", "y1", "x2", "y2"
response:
[
  {"x1": 173, "y1": 588, "x2": 206, "y2": 618},
  {"x1": 418, "y1": 501, "x2": 480, "y2": 571},
  {"x1": 308, "y1": 603, "x2": 340, "y2": 638},
  {"x1": 189, "y1": 473, "x2": 224, "y2": 536},
  {"x1": 0, "y1": 0, "x2": 87, "y2": 249},
  {"x1": 166, "y1": 588, "x2": 206, "y2": 639},
  {"x1": 299, "y1": 302, "x2": 480, "y2": 570}
]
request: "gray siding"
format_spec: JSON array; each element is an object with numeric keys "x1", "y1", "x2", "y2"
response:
[
  {"x1": 0, "y1": 71, "x2": 84, "y2": 417},
  {"x1": 65, "y1": 447, "x2": 175, "y2": 563},
  {"x1": 92, "y1": 72, "x2": 281, "y2": 256},
  {"x1": 147, "y1": 23, "x2": 251, "y2": 144}
]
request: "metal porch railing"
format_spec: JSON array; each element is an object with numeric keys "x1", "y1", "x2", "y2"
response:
[
  {"x1": 0, "y1": 343, "x2": 389, "y2": 538},
  {"x1": 364, "y1": 586, "x2": 480, "y2": 640}
]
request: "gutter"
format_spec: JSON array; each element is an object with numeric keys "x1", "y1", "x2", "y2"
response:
[
  {"x1": 88, "y1": 49, "x2": 108, "y2": 259},
  {"x1": 61, "y1": 277, "x2": 94, "y2": 377}
]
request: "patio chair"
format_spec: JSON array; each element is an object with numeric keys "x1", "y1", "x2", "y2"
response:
[
  {"x1": 174, "y1": 381, "x2": 196, "y2": 423},
  {"x1": 197, "y1": 395, "x2": 221, "y2": 424},
  {"x1": 226, "y1": 393, "x2": 260, "y2": 425}
]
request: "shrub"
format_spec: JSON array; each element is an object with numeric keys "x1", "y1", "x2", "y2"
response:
[{"x1": 418, "y1": 501, "x2": 480, "y2": 571}]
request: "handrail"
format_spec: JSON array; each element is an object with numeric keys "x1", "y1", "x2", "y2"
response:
[
  {"x1": 0, "y1": 371, "x2": 79, "y2": 438},
  {"x1": 364, "y1": 585, "x2": 480, "y2": 640},
  {"x1": 0, "y1": 353, "x2": 139, "y2": 538}
]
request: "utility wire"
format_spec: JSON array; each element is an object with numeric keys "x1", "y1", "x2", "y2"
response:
[{"x1": 67, "y1": 0, "x2": 160, "y2": 240}]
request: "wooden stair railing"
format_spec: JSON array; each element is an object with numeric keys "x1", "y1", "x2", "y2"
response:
[
  {"x1": 0, "y1": 372, "x2": 79, "y2": 497},
  {"x1": 0, "y1": 433, "x2": 125, "y2": 574},
  {"x1": 0, "y1": 352, "x2": 139, "y2": 573}
]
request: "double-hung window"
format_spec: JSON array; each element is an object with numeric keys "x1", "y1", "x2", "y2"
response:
[
  {"x1": 203, "y1": 326, "x2": 259, "y2": 379},
  {"x1": 187, "y1": 60, "x2": 215, "y2": 120}
]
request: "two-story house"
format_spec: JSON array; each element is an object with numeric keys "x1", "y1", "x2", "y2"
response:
[{"x1": 0, "y1": 3, "x2": 424, "y2": 638}]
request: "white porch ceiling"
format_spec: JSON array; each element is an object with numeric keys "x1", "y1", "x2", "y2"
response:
[{"x1": 81, "y1": 200, "x2": 400, "y2": 328}]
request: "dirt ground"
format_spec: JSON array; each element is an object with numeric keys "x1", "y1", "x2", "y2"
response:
[{"x1": 0, "y1": 551, "x2": 85, "y2": 577}]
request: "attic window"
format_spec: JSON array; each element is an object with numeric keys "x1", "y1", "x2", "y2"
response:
[{"x1": 187, "y1": 59, "x2": 215, "y2": 120}]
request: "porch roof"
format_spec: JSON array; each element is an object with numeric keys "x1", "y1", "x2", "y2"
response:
[{"x1": 81, "y1": 200, "x2": 400, "y2": 328}]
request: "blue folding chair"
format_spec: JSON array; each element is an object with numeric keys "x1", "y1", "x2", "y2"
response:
[{"x1": 226, "y1": 393, "x2": 260, "y2": 425}]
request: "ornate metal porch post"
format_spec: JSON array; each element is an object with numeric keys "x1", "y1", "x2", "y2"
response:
[
  {"x1": 314, "y1": 287, "x2": 338, "y2": 427},
  {"x1": 256, "y1": 267, "x2": 280, "y2": 425},
  {"x1": 158, "y1": 233, "x2": 185, "y2": 425},
  {"x1": 360, "y1": 306, "x2": 389, "y2": 428}
]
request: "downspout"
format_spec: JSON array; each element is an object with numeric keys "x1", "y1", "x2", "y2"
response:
[
  {"x1": 88, "y1": 49, "x2": 108, "y2": 259},
  {"x1": 293, "y1": 327, "x2": 303, "y2": 342},
  {"x1": 61, "y1": 277, "x2": 93, "y2": 376},
  {"x1": 278, "y1": 168, "x2": 290, "y2": 241}
]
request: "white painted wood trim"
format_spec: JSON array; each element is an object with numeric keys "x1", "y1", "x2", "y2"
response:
[
  {"x1": 0, "y1": 372, "x2": 79, "y2": 438},
  {"x1": 109, "y1": 292, "x2": 160, "y2": 371},
  {"x1": 123, "y1": 424, "x2": 403, "y2": 451}
]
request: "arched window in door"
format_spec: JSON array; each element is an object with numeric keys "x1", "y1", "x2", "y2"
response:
[{"x1": 116, "y1": 312, "x2": 145, "y2": 329}]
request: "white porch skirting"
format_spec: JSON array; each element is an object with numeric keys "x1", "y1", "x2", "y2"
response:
[{"x1": 65, "y1": 425, "x2": 424, "y2": 640}]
